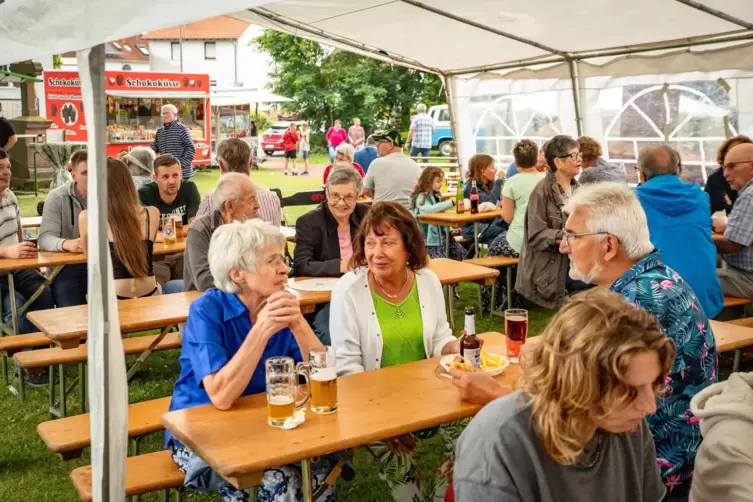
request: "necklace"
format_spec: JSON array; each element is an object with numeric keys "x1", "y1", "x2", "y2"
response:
[{"x1": 372, "y1": 269, "x2": 409, "y2": 299}]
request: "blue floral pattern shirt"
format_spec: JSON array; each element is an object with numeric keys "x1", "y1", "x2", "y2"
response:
[{"x1": 610, "y1": 249, "x2": 717, "y2": 495}]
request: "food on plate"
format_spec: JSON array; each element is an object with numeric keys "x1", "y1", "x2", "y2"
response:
[
  {"x1": 448, "y1": 355, "x2": 473, "y2": 372},
  {"x1": 480, "y1": 351, "x2": 506, "y2": 371}
]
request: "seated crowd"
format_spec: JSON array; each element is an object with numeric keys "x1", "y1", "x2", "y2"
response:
[{"x1": 3, "y1": 121, "x2": 753, "y2": 502}]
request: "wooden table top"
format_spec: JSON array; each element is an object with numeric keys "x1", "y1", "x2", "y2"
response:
[
  {"x1": 417, "y1": 209, "x2": 503, "y2": 228},
  {"x1": 153, "y1": 240, "x2": 186, "y2": 256},
  {"x1": 21, "y1": 216, "x2": 42, "y2": 228},
  {"x1": 360, "y1": 193, "x2": 454, "y2": 205},
  {"x1": 711, "y1": 319, "x2": 753, "y2": 353},
  {"x1": 27, "y1": 291, "x2": 202, "y2": 349},
  {"x1": 162, "y1": 332, "x2": 518, "y2": 490},
  {"x1": 0, "y1": 251, "x2": 86, "y2": 273}
]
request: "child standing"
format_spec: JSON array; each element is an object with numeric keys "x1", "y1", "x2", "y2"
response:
[
  {"x1": 299, "y1": 123, "x2": 310, "y2": 176},
  {"x1": 283, "y1": 123, "x2": 299, "y2": 175},
  {"x1": 410, "y1": 167, "x2": 466, "y2": 260}
]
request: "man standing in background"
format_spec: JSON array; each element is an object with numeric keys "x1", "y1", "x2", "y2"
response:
[
  {"x1": 406, "y1": 103, "x2": 434, "y2": 161},
  {"x1": 150, "y1": 104, "x2": 196, "y2": 179},
  {"x1": 348, "y1": 118, "x2": 365, "y2": 151}
]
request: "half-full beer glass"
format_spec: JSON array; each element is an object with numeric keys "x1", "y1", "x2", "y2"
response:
[
  {"x1": 265, "y1": 357, "x2": 310, "y2": 427},
  {"x1": 307, "y1": 347, "x2": 338, "y2": 414}
]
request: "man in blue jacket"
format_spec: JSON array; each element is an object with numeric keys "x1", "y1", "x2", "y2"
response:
[{"x1": 635, "y1": 145, "x2": 723, "y2": 319}]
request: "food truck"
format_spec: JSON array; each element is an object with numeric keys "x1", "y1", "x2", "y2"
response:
[{"x1": 43, "y1": 70, "x2": 211, "y2": 164}]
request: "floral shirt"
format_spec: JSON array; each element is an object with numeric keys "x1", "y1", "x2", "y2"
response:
[{"x1": 610, "y1": 249, "x2": 717, "y2": 496}]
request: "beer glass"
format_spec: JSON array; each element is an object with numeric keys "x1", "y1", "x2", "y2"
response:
[
  {"x1": 160, "y1": 215, "x2": 176, "y2": 246},
  {"x1": 23, "y1": 227, "x2": 39, "y2": 245},
  {"x1": 504, "y1": 309, "x2": 528, "y2": 363},
  {"x1": 306, "y1": 347, "x2": 338, "y2": 414},
  {"x1": 173, "y1": 214, "x2": 184, "y2": 243},
  {"x1": 265, "y1": 357, "x2": 310, "y2": 428}
]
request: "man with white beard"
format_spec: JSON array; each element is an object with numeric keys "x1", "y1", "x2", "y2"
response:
[{"x1": 450, "y1": 182, "x2": 716, "y2": 502}]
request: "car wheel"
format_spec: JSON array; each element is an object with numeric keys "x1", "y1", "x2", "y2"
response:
[
  {"x1": 264, "y1": 150, "x2": 275, "y2": 156},
  {"x1": 438, "y1": 140, "x2": 453, "y2": 157}
]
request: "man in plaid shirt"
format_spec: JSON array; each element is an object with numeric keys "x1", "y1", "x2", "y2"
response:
[
  {"x1": 407, "y1": 103, "x2": 434, "y2": 161},
  {"x1": 714, "y1": 142, "x2": 753, "y2": 298},
  {"x1": 151, "y1": 104, "x2": 196, "y2": 179}
]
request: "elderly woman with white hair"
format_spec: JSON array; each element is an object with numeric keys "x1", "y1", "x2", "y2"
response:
[
  {"x1": 121, "y1": 147, "x2": 156, "y2": 189},
  {"x1": 165, "y1": 219, "x2": 337, "y2": 501},
  {"x1": 322, "y1": 142, "x2": 365, "y2": 184}
]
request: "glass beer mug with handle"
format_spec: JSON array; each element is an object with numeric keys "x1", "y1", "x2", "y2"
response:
[
  {"x1": 265, "y1": 357, "x2": 310, "y2": 428},
  {"x1": 300, "y1": 347, "x2": 338, "y2": 415}
]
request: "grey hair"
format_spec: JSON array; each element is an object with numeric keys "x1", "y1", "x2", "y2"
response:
[
  {"x1": 214, "y1": 172, "x2": 253, "y2": 210},
  {"x1": 208, "y1": 219, "x2": 285, "y2": 293},
  {"x1": 565, "y1": 183, "x2": 654, "y2": 260},
  {"x1": 637, "y1": 145, "x2": 680, "y2": 180},
  {"x1": 366, "y1": 135, "x2": 376, "y2": 146},
  {"x1": 326, "y1": 166, "x2": 363, "y2": 194},
  {"x1": 417, "y1": 103, "x2": 427, "y2": 113},
  {"x1": 335, "y1": 143, "x2": 355, "y2": 162},
  {"x1": 121, "y1": 147, "x2": 156, "y2": 177},
  {"x1": 161, "y1": 103, "x2": 178, "y2": 114}
]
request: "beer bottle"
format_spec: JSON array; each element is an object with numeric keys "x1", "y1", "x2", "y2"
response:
[
  {"x1": 455, "y1": 179, "x2": 464, "y2": 214},
  {"x1": 470, "y1": 180, "x2": 479, "y2": 214},
  {"x1": 461, "y1": 306, "x2": 481, "y2": 369}
]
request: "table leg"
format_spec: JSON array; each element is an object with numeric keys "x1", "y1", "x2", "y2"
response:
[
  {"x1": 445, "y1": 226, "x2": 450, "y2": 258},
  {"x1": 8, "y1": 272, "x2": 18, "y2": 337},
  {"x1": 733, "y1": 350, "x2": 741, "y2": 372},
  {"x1": 2, "y1": 265, "x2": 65, "y2": 337},
  {"x1": 301, "y1": 458, "x2": 313, "y2": 502},
  {"x1": 507, "y1": 267, "x2": 513, "y2": 311},
  {"x1": 448, "y1": 285, "x2": 456, "y2": 331},
  {"x1": 473, "y1": 222, "x2": 479, "y2": 257},
  {"x1": 127, "y1": 325, "x2": 172, "y2": 381}
]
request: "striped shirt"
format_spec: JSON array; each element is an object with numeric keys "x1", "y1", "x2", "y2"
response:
[
  {"x1": 410, "y1": 112, "x2": 435, "y2": 149},
  {"x1": 0, "y1": 189, "x2": 20, "y2": 246},
  {"x1": 196, "y1": 186, "x2": 281, "y2": 227},
  {"x1": 150, "y1": 121, "x2": 196, "y2": 179}
]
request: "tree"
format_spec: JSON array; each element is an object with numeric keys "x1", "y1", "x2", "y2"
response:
[{"x1": 254, "y1": 31, "x2": 444, "y2": 134}]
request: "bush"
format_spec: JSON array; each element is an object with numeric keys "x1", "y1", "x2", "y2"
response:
[
  {"x1": 249, "y1": 110, "x2": 274, "y2": 133},
  {"x1": 308, "y1": 131, "x2": 328, "y2": 154}
]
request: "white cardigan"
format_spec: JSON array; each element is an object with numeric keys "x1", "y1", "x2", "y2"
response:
[{"x1": 330, "y1": 266, "x2": 457, "y2": 376}]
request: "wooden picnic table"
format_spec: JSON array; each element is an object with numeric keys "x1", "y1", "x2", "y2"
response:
[
  {"x1": 417, "y1": 209, "x2": 504, "y2": 257},
  {"x1": 153, "y1": 239, "x2": 186, "y2": 256},
  {"x1": 710, "y1": 319, "x2": 753, "y2": 372},
  {"x1": 21, "y1": 216, "x2": 42, "y2": 228},
  {"x1": 162, "y1": 332, "x2": 517, "y2": 499},
  {"x1": 358, "y1": 193, "x2": 454, "y2": 205}
]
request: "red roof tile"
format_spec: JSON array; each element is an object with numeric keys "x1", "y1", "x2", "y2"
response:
[{"x1": 143, "y1": 16, "x2": 249, "y2": 40}]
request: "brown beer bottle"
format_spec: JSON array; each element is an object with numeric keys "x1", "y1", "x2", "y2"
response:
[{"x1": 460, "y1": 306, "x2": 481, "y2": 369}]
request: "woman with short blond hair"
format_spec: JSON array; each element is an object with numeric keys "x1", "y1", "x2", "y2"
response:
[{"x1": 455, "y1": 288, "x2": 675, "y2": 502}]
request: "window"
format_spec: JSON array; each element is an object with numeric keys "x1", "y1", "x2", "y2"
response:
[
  {"x1": 209, "y1": 80, "x2": 217, "y2": 87},
  {"x1": 122, "y1": 64, "x2": 132, "y2": 71},
  {"x1": 136, "y1": 45, "x2": 149, "y2": 56},
  {"x1": 171, "y1": 42, "x2": 180, "y2": 61},
  {"x1": 111, "y1": 42, "x2": 123, "y2": 50},
  {"x1": 123, "y1": 45, "x2": 132, "y2": 52},
  {"x1": 438, "y1": 109, "x2": 450, "y2": 122},
  {"x1": 204, "y1": 42, "x2": 216, "y2": 60}
]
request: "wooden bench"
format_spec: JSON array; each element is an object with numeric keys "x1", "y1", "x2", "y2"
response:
[
  {"x1": 465, "y1": 256, "x2": 520, "y2": 312},
  {"x1": 14, "y1": 333, "x2": 181, "y2": 418},
  {"x1": 0, "y1": 332, "x2": 52, "y2": 356},
  {"x1": 37, "y1": 396, "x2": 171, "y2": 460},
  {"x1": 723, "y1": 296, "x2": 753, "y2": 308},
  {"x1": 70, "y1": 450, "x2": 185, "y2": 502}
]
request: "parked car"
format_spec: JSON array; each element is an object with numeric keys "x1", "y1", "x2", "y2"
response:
[
  {"x1": 428, "y1": 105, "x2": 454, "y2": 156},
  {"x1": 261, "y1": 122, "x2": 291, "y2": 156}
]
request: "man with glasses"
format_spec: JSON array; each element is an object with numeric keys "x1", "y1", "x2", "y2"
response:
[
  {"x1": 362, "y1": 129, "x2": 420, "y2": 209},
  {"x1": 183, "y1": 173, "x2": 260, "y2": 292},
  {"x1": 714, "y1": 142, "x2": 753, "y2": 298}
]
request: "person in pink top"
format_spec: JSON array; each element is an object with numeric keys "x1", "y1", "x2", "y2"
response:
[
  {"x1": 348, "y1": 118, "x2": 365, "y2": 151},
  {"x1": 325, "y1": 119, "x2": 348, "y2": 163}
]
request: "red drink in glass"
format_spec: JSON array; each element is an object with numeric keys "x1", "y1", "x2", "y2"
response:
[{"x1": 505, "y1": 309, "x2": 528, "y2": 363}]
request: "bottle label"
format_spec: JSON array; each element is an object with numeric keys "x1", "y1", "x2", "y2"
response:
[
  {"x1": 470, "y1": 193, "x2": 479, "y2": 201},
  {"x1": 464, "y1": 317, "x2": 475, "y2": 335},
  {"x1": 464, "y1": 347, "x2": 481, "y2": 369}
]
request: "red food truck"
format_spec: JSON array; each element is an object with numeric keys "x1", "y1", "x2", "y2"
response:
[{"x1": 43, "y1": 70, "x2": 212, "y2": 165}]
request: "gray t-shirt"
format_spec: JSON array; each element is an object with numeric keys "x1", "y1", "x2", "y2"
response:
[
  {"x1": 455, "y1": 391, "x2": 666, "y2": 502},
  {"x1": 363, "y1": 152, "x2": 421, "y2": 209}
]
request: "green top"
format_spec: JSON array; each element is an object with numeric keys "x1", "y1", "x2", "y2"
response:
[
  {"x1": 372, "y1": 280, "x2": 425, "y2": 368},
  {"x1": 501, "y1": 171, "x2": 546, "y2": 253}
]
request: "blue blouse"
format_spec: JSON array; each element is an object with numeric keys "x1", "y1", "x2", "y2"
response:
[{"x1": 164, "y1": 288, "x2": 302, "y2": 448}]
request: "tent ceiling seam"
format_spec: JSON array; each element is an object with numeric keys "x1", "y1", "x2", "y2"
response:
[
  {"x1": 248, "y1": 7, "x2": 445, "y2": 75},
  {"x1": 398, "y1": 0, "x2": 570, "y2": 58},
  {"x1": 673, "y1": 0, "x2": 753, "y2": 30}
]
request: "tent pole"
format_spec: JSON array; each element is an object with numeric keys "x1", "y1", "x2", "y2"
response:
[
  {"x1": 442, "y1": 75, "x2": 463, "y2": 173},
  {"x1": 673, "y1": 0, "x2": 753, "y2": 29},
  {"x1": 568, "y1": 60, "x2": 583, "y2": 136}
]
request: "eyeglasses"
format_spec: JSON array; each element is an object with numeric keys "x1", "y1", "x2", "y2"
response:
[
  {"x1": 558, "y1": 152, "x2": 583, "y2": 161},
  {"x1": 328, "y1": 194, "x2": 357, "y2": 204},
  {"x1": 722, "y1": 160, "x2": 753, "y2": 171},
  {"x1": 562, "y1": 231, "x2": 610, "y2": 247}
]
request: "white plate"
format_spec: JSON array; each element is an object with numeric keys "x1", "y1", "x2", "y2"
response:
[
  {"x1": 440, "y1": 353, "x2": 509, "y2": 377},
  {"x1": 287, "y1": 277, "x2": 339, "y2": 292}
]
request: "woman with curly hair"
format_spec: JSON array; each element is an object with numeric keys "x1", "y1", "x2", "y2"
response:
[{"x1": 455, "y1": 288, "x2": 676, "y2": 502}]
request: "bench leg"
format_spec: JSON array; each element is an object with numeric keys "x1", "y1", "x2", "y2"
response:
[
  {"x1": 1, "y1": 266, "x2": 66, "y2": 338},
  {"x1": 127, "y1": 325, "x2": 173, "y2": 381},
  {"x1": 506, "y1": 267, "x2": 513, "y2": 311},
  {"x1": 7, "y1": 272, "x2": 18, "y2": 337},
  {"x1": 447, "y1": 286, "x2": 456, "y2": 331},
  {"x1": 49, "y1": 364, "x2": 56, "y2": 419},
  {"x1": 490, "y1": 283, "x2": 497, "y2": 318},
  {"x1": 130, "y1": 436, "x2": 143, "y2": 457},
  {"x1": 79, "y1": 362, "x2": 87, "y2": 414},
  {"x1": 301, "y1": 458, "x2": 313, "y2": 502},
  {"x1": 733, "y1": 350, "x2": 742, "y2": 372},
  {"x1": 49, "y1": 364, "x2": 67, "y2": 419}
]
